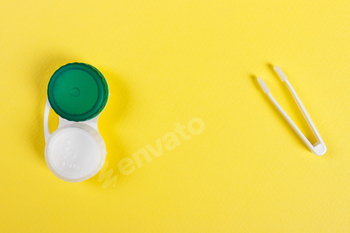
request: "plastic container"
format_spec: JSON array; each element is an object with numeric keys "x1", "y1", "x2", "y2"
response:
[{"x1": 44, "y1": 63, "x2": 109, "y2": 182}]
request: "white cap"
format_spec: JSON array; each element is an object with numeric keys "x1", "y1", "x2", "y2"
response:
[{"x1": 45, "y1": 123, "x2": 106, "y2": 182}]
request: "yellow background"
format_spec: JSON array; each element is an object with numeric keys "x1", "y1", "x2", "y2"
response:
[{"x1": 1, "y1": 0, "x2": 350, "y2": 232}]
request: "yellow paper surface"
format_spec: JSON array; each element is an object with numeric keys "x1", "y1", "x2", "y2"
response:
[{"x1": 1, "y1": 0, "x2": 350, "y2": 232}]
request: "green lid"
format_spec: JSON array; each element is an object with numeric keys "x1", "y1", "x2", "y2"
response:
[{"x1": 48, "y1": 63, "x2": 109, "y2": 122}]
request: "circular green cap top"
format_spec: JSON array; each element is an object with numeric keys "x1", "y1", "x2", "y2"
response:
[{"x1": 48, "y1": 63, "x2": 109, "y2": 122}]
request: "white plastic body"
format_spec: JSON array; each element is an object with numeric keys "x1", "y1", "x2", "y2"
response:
[
  {"x1": 257, "y1": 66, "x2": 327, "y2": 156},
  {"x1": 44, "y1": 99, "x2": 107, "y2": 182}
]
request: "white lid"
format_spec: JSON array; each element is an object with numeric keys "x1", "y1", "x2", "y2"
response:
[{"x1": 45, "y1": 123, "x2": 106, "y2": 182}]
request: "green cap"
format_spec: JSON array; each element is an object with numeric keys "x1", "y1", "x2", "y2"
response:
[{"x1": 48, "y1": 63, "x2": 109, "y2": 122}]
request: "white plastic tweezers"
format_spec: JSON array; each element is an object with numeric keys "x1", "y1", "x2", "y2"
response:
[{"x1": 257, "y1": 66, "x2": 326, "y2": 156}]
